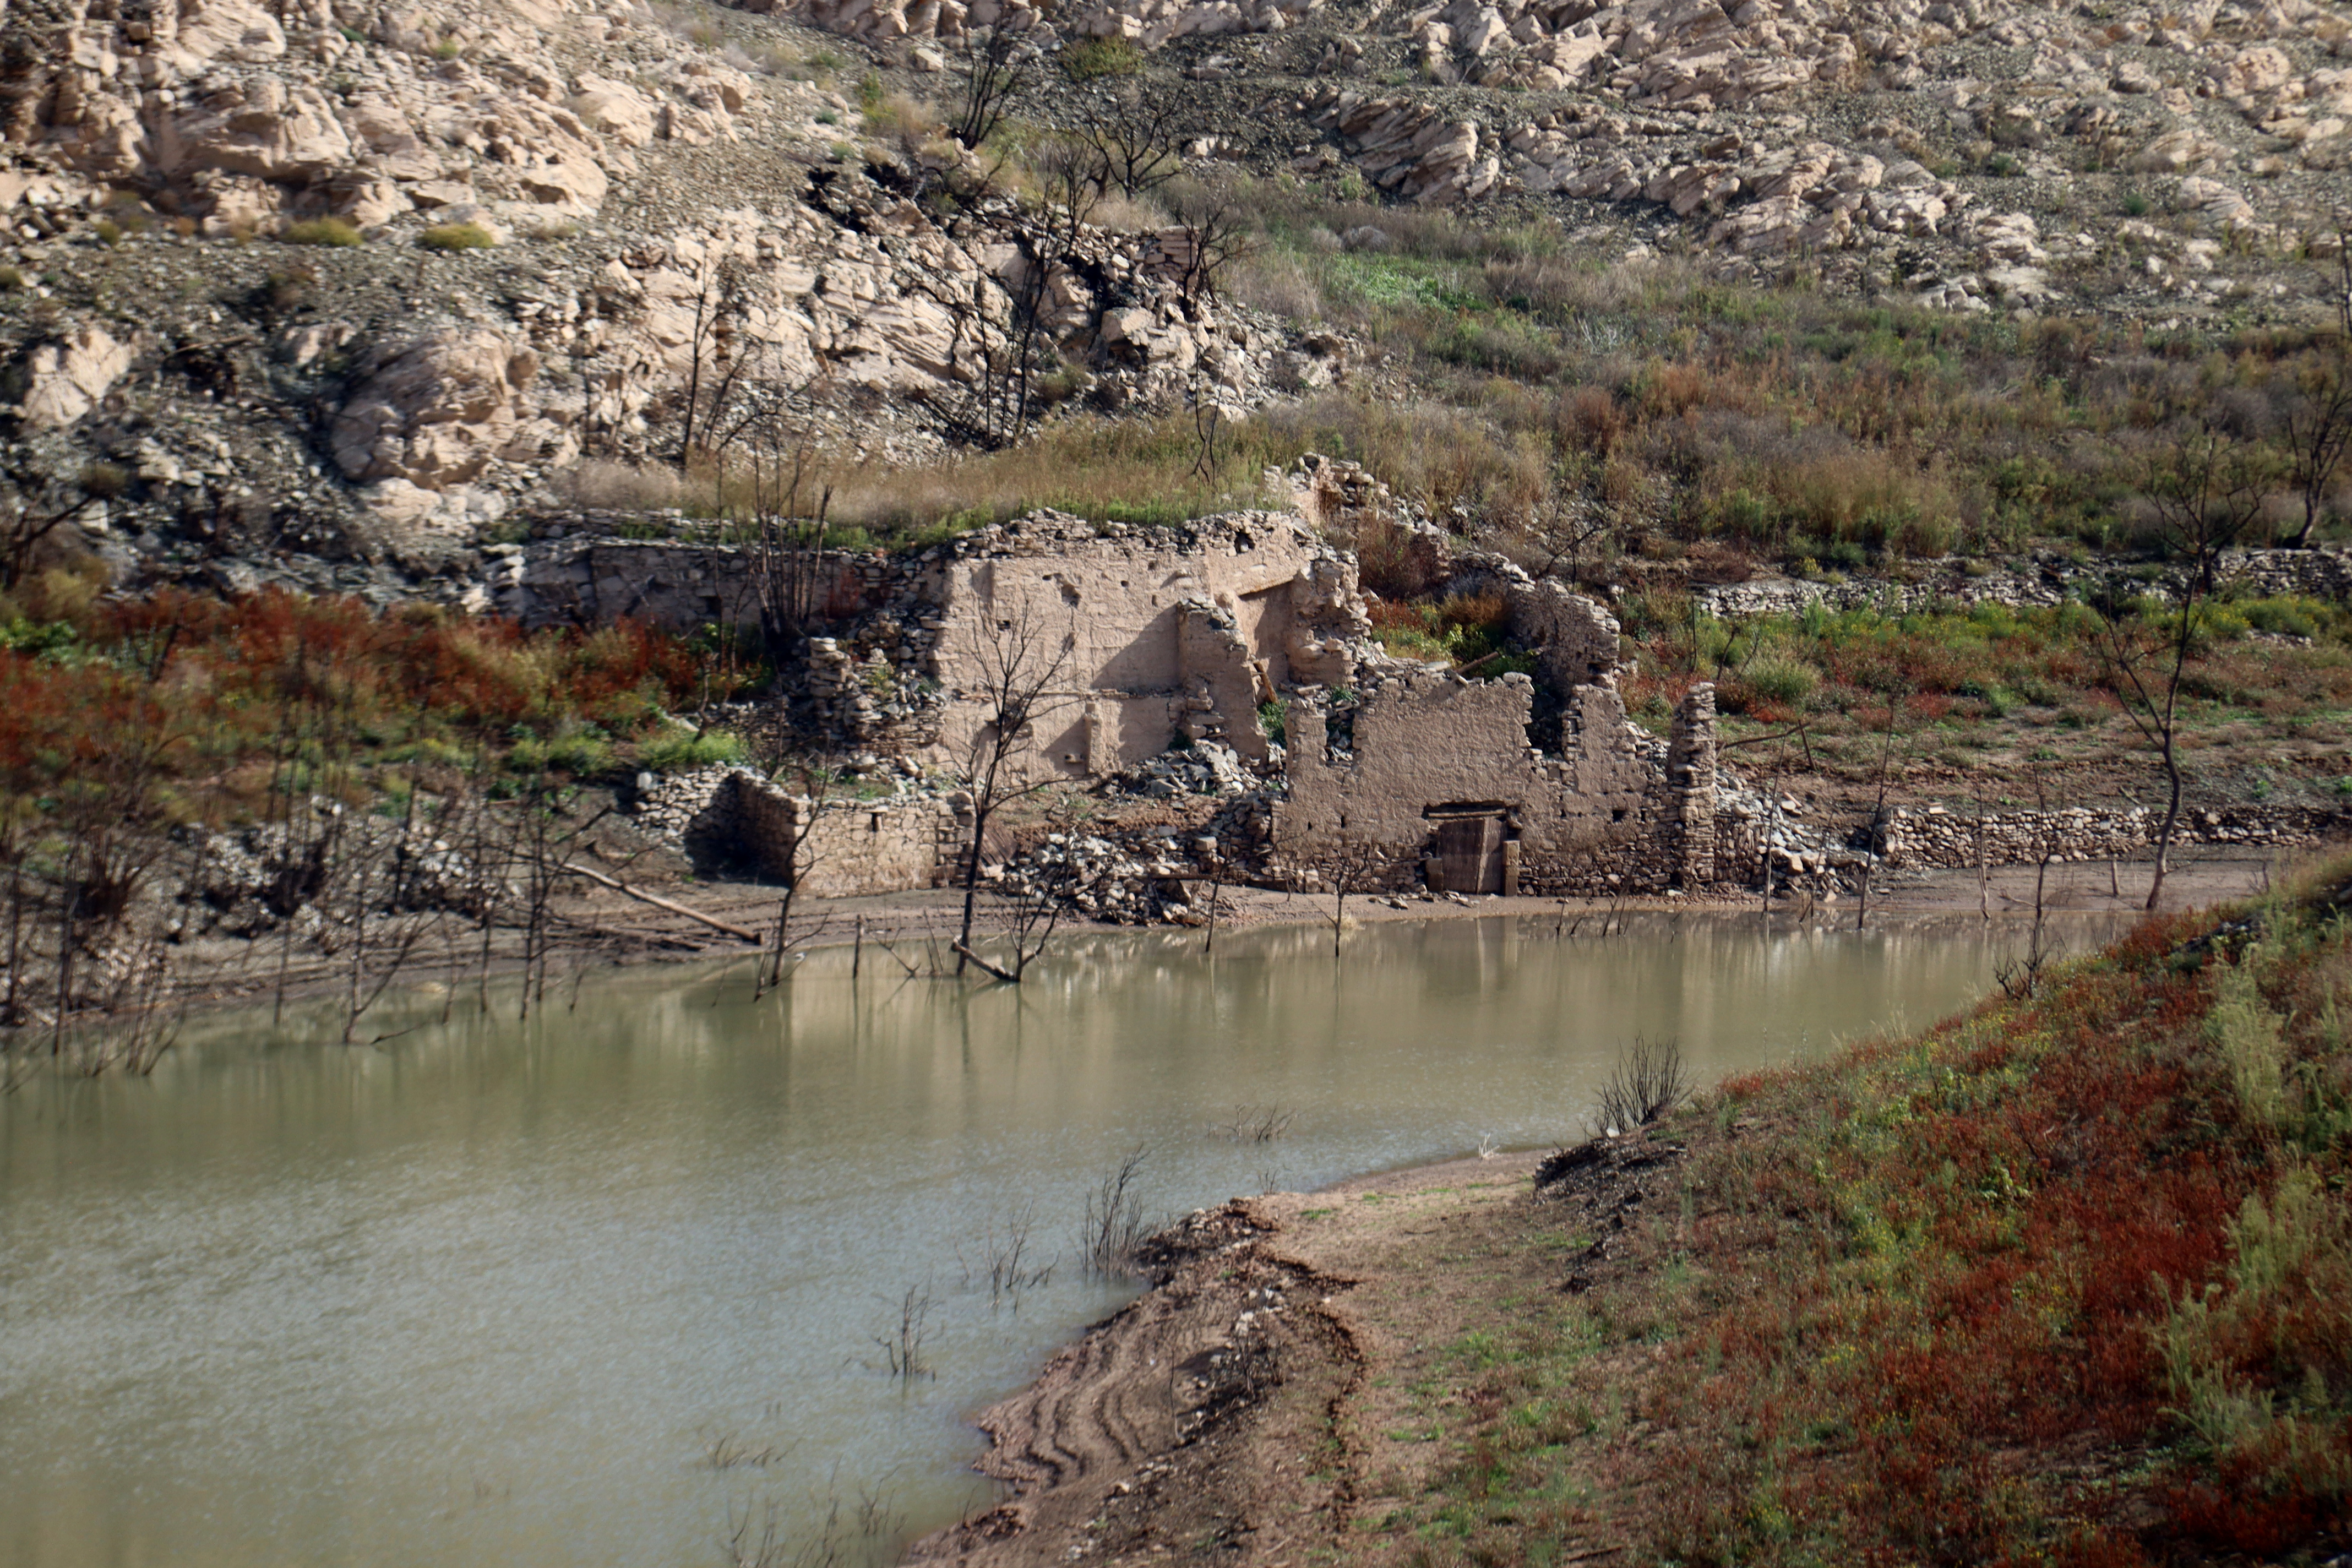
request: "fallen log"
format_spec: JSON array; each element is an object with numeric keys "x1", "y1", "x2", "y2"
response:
[{"x1": 552, "y1": 861, "x2": 763, "y2": 944}]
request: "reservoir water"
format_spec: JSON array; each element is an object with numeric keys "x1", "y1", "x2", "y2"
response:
[{"x1": 0, "y1": 911, "x2": 2096, "y2": 1567}]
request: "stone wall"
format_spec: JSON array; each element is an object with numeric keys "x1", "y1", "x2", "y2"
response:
[
  {"x1": 733, "y1": 778, "x2": 965, "y2": 894},
  {"x1": 1876, "y1": 802, "x2": 2345, "y2": 871},
  {"x1": 905, "y1": 509, "x2": 1369, "y2": 780},
  {"x1": 1272, "y1": 669, "x2": 1718, "y2": 894},
  {"x1": 1696, "y1": 546, "x2": 2352, "y2": 622}
]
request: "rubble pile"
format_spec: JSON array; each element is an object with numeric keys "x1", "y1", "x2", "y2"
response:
[
  {"x1": 1108, "y1": 738, "x2": 1257, "y2": 798},
  {"x1": 995, "y1": 780, "x2": 1278, "y2": 924},
  {"x1": 176, "y1": 814, "x2": 496, "y2": 939}
]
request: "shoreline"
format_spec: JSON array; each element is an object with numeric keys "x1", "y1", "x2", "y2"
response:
[
  {"x1": 30, "y1": 848, "x2": 2294, "y2": 1047},
  {"x1": 897, "y1": 1147, "x2": 1596, "y2": 1567}
]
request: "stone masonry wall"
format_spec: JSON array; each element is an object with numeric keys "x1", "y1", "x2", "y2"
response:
[
  {"x1": 733, "y1": 778, "x2": 963, "y2": 894},
  {"x1": 1273, "y1": 668, "x2": 1718, "y2": 894}
]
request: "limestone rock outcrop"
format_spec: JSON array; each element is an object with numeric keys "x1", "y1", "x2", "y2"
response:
[
  {"x1": 2, "y1": 0, "x2": 769, "y2": 235},
  {"x1": 9, "y1": 326, "x2": 135, "y2": 431},
  {"x1": 331, "y1": 329, "x2": 540, "y2": 488}
]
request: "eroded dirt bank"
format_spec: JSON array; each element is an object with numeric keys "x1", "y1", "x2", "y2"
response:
[{"x1": 903, "y1": 1143, "x2": 1686, "y2": 1567}]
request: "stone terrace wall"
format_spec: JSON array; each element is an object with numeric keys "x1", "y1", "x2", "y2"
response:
[
  {"x1": 1701, "y1": 797, "x2": 2346, "y2": 890},
  {"x1": 1697, "y1": 546, "x2": 2352, "y2": 621},
  {"x1": 1878, "y1": 803, "x2": 2346, "y2": 872}
]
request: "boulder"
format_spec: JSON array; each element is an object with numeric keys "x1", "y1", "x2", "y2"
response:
[
  {"x1": 331, "y1": 330, "x2": 541, "y2": 489},
  {"x1": 11, "y1": 328, "x2": 134, "y2": 431}
]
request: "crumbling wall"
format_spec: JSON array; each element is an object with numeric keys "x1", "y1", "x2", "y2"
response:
[
  {"x1": 1273, "y1": 669, "x2": 1719, "y2": 893},
  {"x1": 734, "y1": 780, "x2": 963, "y2": 894},
  {"x1": 918, "y1": 509, "x2": 1366, "y2": 778}
]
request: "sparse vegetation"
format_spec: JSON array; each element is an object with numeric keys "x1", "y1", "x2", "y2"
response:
[
  {"x1": 418, "y1": 221, "x2": 496, "y2": 252},
  {"x1": 280, "y1": 216, "x2": 364, "y2": 247},
  {"x1": 1360, "y1": 866, "x2": 2352, "y2": 1565},
  {"x1": 1061, "y1": 35, "x2": 1145, "y2": 80}
]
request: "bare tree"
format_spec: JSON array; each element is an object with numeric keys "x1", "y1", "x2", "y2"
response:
[
  {"x1": 950, "y1": 603, "x2": 1074, "y2": 973},
  {"x1": 673, "y1": 259, "x2": 755, "y2": 471},
  {"x1": 2092, "y1": 424, "x2": 2279, "y2": 909},
  {"x1": 2278, "y1": 256, "x2": 2352, "y2": 548},
  {"x1": 950, "y1": 24, "x2": 1031, "y2": 151},
  {"x1": 1320, "y1": 839, "x2": 1386, "y2": 956},
  {"x1": 756, "y1": 760, "x2": 840, "y2": 995},
  {"x1": 739, "y1": 418, "x2": 841, "y2": 662},
  {"x1": 1070, "y1": 85, "x2": 1184, "y2": 199},
  {"x1": 1166, "y1": 178, "x2": 1257, "y2": 307},
  {"x1": 1520, "y1": 499, "x2": 1617, "y2": 589},
  {"x1": 0, "y1": 459, "x2": 105, "y2": 590},
  {"x1": 962, "y1": 134, "x2": 1105, "y2": 446}
]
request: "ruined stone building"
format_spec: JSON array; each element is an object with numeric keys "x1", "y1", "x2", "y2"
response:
[{"x1": 503, "y1": 482, "x2": 1724, "y2": 901}]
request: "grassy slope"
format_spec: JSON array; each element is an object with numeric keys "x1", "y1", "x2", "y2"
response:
[{"x1": 1381, "y1": 870, "x2": 2352, "y2": 1567}]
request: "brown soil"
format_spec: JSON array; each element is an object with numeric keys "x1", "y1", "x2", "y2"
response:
[{"x1": 901, "y1": 1141, "x2": 1697, "y2": 1567}]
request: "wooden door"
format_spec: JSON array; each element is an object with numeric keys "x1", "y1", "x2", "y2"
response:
[{"x1": 1435, "y1": 815, "x2": 1505, "y2": 895}]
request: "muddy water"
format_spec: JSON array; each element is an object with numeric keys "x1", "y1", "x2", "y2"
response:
[{"x1": 0, "y1": 912, "x2": 2100, "y2": 1568}]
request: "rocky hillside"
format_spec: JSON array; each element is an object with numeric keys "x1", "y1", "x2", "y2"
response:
[{"x1": 2, "y1": 0, "x2": 2349, "y2": 596}]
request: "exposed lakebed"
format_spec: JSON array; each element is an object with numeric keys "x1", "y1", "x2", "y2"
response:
[{"x1": 0, "y1": 912, "x2": 2102, "y2": 1567}]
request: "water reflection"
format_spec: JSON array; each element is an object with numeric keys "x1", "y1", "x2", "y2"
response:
[{"x1": 0, "y1": 912, "x2": 2123, "y2": 1568}]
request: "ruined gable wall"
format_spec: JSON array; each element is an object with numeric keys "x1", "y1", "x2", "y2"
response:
[{"x1": 919, "y1": 510, "x2": 1361, "y2": 778}]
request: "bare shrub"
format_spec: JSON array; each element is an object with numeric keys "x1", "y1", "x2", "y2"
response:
[
  {"x1": 1079, "y1": 1145, "x2": 1154, "y2": 1277},
  {"x1": 870, "y1": 1284, "x2": 935, "y2": 1380},
  {"x1": 1215, "y1": 1104, "x2": 1295, "y2": 1142},
  {"x1": 1223, "y1": 251, "x2": 1326, "y2": 320},
  {"x1": 1593, "y1": 1036, "x2": 1689, "y2": 1134}
]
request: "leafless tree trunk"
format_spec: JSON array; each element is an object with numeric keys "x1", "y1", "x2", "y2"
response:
[
  {"x1": 951, "y1": 604, "x2": 1074, "y2": 977},
  {"x1": 1321, "y1": 840, "x2": 1385, "y2": 956},
  {"x1": 758, "y1": 761, "x2": 840, "y2": 995},
  {"x1": 2280, "y1": 239, "x2": 2352, "y2": 548},
  {"x1": 2093, "y1": 424, "x2": 2274, "y2": 909},
  {"x1": 950, "y1": 25, "x2": 1031, "y2": 152}
]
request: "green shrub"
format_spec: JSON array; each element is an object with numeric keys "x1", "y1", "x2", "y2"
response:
[
  {"x1": 2239, "y1": 595, "x2": 2334, "y2": 641},
  {"x1": 637, "y1": 727, "x2": 748, "y2": 772},
  {"x1": 1256, "y1": 698, "x2": 1287, "y2": 746},
  {"x1": 1063, "y1": 36, "x2": 1145, "y2": 79},
  {"x1": 1740, "y1": 655, "x2": 1820, "y2": 709},
  {"x1": 282, "y1": 216, "x2": 364, "y2": 247},
  {"x1": 418, "y1": 221, "x2": 496, "y2": 252}
]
